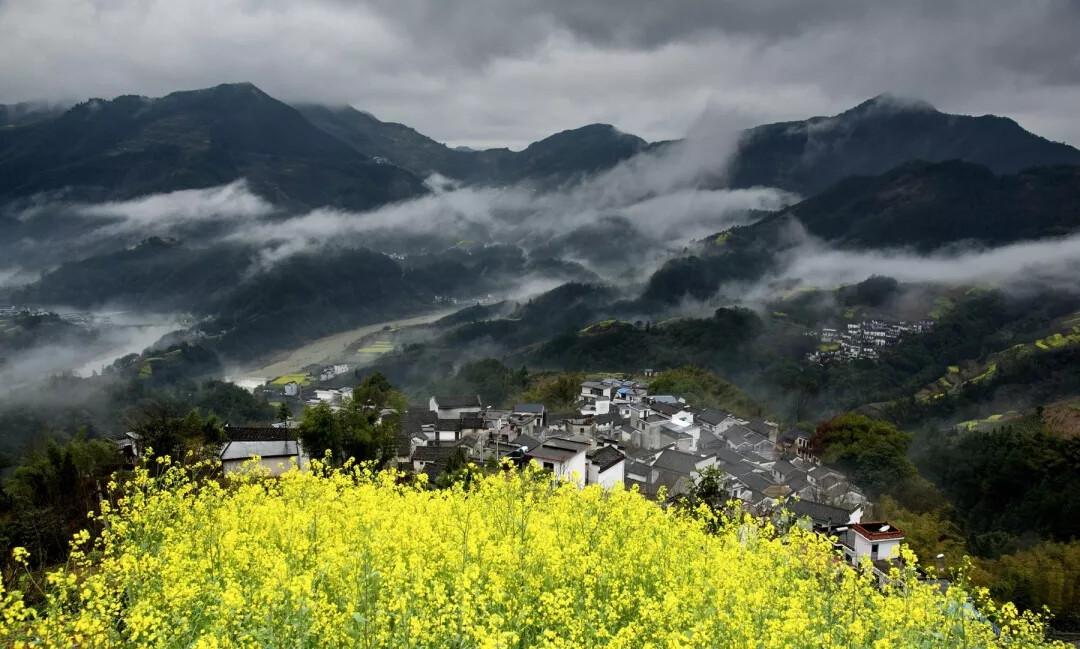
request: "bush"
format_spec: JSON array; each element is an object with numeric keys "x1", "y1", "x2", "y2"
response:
[{"x1": 0, "y1": 461, "x2": 1059, "y2": 647}]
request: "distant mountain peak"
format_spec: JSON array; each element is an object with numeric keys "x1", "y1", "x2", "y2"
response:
[{"x1": 843, "y1": 93, "x2": 938, "y2": 117}]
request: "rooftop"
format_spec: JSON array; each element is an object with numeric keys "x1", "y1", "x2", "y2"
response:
[
  {"x1": 527, "y1": 437, "x2": 589, "y2": 463},
  {"x1": 513, "y1": 403, "x2": 546, "y2": 414},
  {"x1": 432, "y1": 395, "x2": 481, "y2": 409},
  {"x1": 850, "y1": 522, "x2": 905, "y2": 541},
  {"x1": 697, "y1": 408, "x2": 732, "y2": 426},
  {"x1": 588, "y1": 445, "x2": 625, "y2": 472},
  {"x1": 221, "y1": 439, "x2": 299, "y2": 461},
  {"x1": 652, "y1": 449, "x2": 711, "y2": 475},
  {"x1": 224, "y1": 426, "x2": 294, "y2": 442}
]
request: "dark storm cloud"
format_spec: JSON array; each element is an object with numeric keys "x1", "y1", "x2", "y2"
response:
[{"x1": 0, "y1": 0, "x2": 1078, "y2": 148}]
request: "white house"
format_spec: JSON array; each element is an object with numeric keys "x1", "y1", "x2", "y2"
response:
[
  {"x1": 580, "y1": 380, "x2": 615, "y2": 403},
  {"x1": 429, "y1": 395, "x2": 482, "y2": 419},
  {"x1": 586, "y1": 445, "x2": 625, "y2": 489},
  {"x1": 526, "y1": 437, "x2": 589, "y2": 488},
  {"x1": 836, "y1": 522, "x2": 905, "y2": 566},
  {"x1": 314, "y1": 389, "x2": 345, "y2": 404},
  {"x1": 220, "y1": 426, "x2": 310, "y2": 476},
  {"x1": 283, "y1": 381, "x2": 300, "y2": 397},
  {"x1": 220, "y1": 439, "x2": 308, "y2": 476}
]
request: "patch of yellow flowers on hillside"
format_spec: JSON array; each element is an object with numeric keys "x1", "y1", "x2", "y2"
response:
[{"x1": 0, "y1": 458, "x2": 1063, "y2": 647}]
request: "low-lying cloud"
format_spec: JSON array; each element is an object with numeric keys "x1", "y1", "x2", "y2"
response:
[
  {"x1": 77, "y1": 180, "x2": 275, "y2": 234},
  {"x1": 769, "y1": 230, "x2": 1080, "y2": 295}
]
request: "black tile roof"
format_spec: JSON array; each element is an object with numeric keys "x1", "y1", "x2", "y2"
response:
[
  {"x1": 223, "y1": 426, "x2": 294, "y2": 442},
  {"x1": 697, "y1": 408, "x2": 732, "y2": 426},
  {"x1": 652, "y1": 449, "x2": 706, "y2": 475},
  {"x1": 433, "y1": 395, "x2": 481, "y2": 409},
  {"x1": 588, "y1": 445, "x2": 625, "y2": 472},
  {"x1": 412, "y1": 444, "x2": 462, "y2": 463}
]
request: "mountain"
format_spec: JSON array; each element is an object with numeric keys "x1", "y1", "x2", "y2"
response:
[
  {"x1": 298, "y1": 104, "x2": 647, "y2": 186},
  {"x1": 295, "y1": 104, "x2": 484, "y2": 179},
  {"x1": 727, "y1": 95, "x2": 1080, "y2": 195},
  {"x1": 778, "y1": 160, "x2": 1080, "y2": 250},
  {"x1": 644, "y1": 161, "x2": 1080, "y2": 302},
  {"x1": 0, "y1": 83, "x2": 427, "y2": 210},
  {"x1": 0, "y1": 102, "x2": 67, "y2": 128}
]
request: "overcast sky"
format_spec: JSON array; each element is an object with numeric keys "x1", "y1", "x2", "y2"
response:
[{"x1": 2, "y1": 0, "x2": 1078, "y2": 149}]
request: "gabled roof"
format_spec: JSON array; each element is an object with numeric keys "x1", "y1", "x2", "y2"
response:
[
  {"x1": 515, "y1": 434, "x2": 543, "y2": 452},
  {"x1": 437, "y1": 418, "x2": 462, "y2": 432},
  {"x1": 651, "y1": 401, "x2": 685, "y2": 416},
  {"x1": 697, "y1": 408, "x2": 732, "y2": 426},
  {"x1": 588, "y1": 445, "x2": 625, "y2": 472},
  {"x1": 224, "y1": 426, "x2": 294, "y2": 442},
  {"x1": 778, "y1": 428, "x2": 812, "y2": 444},
  {"x1": 785, "y1": 499, "x2": 853, "y2": 527},
  {"x1": 412, "y1": 444, "x2": 462, "y2": 463},
  {"x1": 432, "y1": 395, "x2": 481, "y2": 409},
  {"x1": 771, "y1": 459, "x2": 798, "y2": 476},
  {"x1": 733, "y1": 471, "x2": 775, "y2": 494},
  {"x1": 747, "y1": 419, "x2": 777, "y2": 437},
  {"x1": 460, "y1": 416, "x2": 485, "y2": 429},
  {"x1": 712, "y1": 446, "x2": 751, "y2": 469},
  {"x1": 527, "y1": 437, "x2": 589, "y2": 463},
  {"x1": 652, "y1": 449, "x2": 710, "y2": 475},
  {"x1": 403, "y1": 409, "x2": 438, "y2": 434},
  {"x1": 595, "y1": 412, "x2": 625, "y2": 425},
  {"x1": 221, "y1": 440, "x2": 299, "y2": 461},
  {"x1": 513, "y1": 403, "x2": 546, "y2": 414},
  {"x1": 784, "y1": 469, "x2": 809, "y2": 489}
]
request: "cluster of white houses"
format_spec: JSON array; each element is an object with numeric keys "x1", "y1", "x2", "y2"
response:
[
  {"x1": 400, "y1": 378, "x2": 868, "y2": 520},
  {"x1": 807, "y1": 319, "x2": 934, "y2": 363},
  {"x1": 121, "y1": 374, "x2": 906, "y2": 579}
]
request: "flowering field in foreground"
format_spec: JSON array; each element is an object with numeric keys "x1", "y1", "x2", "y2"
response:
[{"x1": 0, "y1": 460, "x2": 1061, "y2": 648}]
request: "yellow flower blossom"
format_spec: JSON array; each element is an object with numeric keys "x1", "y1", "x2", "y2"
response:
[{"x1": 0, "y1": 461, "x2": 1063, "y2": 648}]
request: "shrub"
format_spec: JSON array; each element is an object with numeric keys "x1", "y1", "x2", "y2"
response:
[{"x1": 1, "y1": 460, "x2": 1059, "y2": 647}]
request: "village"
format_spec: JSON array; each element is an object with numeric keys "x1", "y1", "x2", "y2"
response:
[
  {"x1": 806, "y1": 318, "x2": 935, "y2": 363},
  {"x1": 193, "y1": 372, "x2": 918, "y2": 584}
]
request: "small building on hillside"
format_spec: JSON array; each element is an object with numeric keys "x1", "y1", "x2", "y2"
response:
[
  {"x1": 834, "y1": 522, "x2": 905, "y2": 567},
  {"x1": 220, "y1": 426, "x2": 308, "y2": 476},
  {"x1": 429, "y1": 395, "x2": 482, "y2": 419},
  {"x1": 587, "y1": 444, "x2": 626, "y2": 489},
  {"x1": 526, "y1": 437, "x2": 589, "y2": 488}
]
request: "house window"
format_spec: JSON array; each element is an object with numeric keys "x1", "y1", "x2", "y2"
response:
[
  {"x1": 543, "y1": 461, "x2": 555, "y2": 472},
  {"x1": 871, "y1": 543, "x2": 879, "y2": 559}
]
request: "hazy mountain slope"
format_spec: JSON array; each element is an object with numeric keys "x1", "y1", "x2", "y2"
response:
[
  {"x1": 728, "y1": 95, "x2": 1080, "y2": 195},
  {"x1": 644, "y1": 161, "x2": 1080, "y2": 303},
  {"x1": 0, "y1": 83, "x2": 427, "y2": 210},
  {"x1": 779, "y1": 161, "x2": 1080, "y2": 250},
  {"x1": 298, "y1": 104, "x2": 647, "y2": 186},
  {"x1": 294, "y1": 104, "x2": 495, "y2": 180},
  {"x1": 0, "y1": 102, "x2": 67, "y2": 128}
]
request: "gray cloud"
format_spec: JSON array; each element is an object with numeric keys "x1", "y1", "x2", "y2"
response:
[
  {"x1": 77, "y1": 180, "x2": 275, "y2": 234},
  {"x1": 1, "y1": 0, "x2": 1078, "y2": 148},
  {"x1": 757, "y1": 227, "x2": 1080, "y2": 298}
]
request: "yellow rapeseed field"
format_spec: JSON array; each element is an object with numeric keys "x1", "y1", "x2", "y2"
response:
[{"x1": 0, "y1": 459, "x2": 1062, "y2": 648}]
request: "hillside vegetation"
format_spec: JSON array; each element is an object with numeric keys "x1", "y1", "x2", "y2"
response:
[{"x1": 0, "y1": 461, "x2": 1059, "y2": 647}]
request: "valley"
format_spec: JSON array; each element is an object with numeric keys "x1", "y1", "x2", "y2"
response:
[
  {"x1": 228, "y1": 307, "x2": 456, "y2": 386},
  {"x1": 0, "y1": 77, "x2": 1079, "y2": 640}
]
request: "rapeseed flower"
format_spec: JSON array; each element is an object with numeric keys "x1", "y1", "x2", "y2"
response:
[{"x1": 0, "y1": 460, "x2": 1062, "y2": 647}]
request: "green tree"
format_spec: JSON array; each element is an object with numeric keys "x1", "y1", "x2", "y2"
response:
[
  {"x1": 648, "y1": 366, "x2": 763, "y2": 418},
  {"x1": 298, "y1": 402, "x2": 341, "y2": 460},
  {"x1": 276, "y1": 402, "x2": 290, "y2": 423},
  {"x1": 811, "y1": 413, "x2": 916, "y2": 496},
  {"x1": 1, "y1": 435, "x2": 122, "y2": 569}
]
